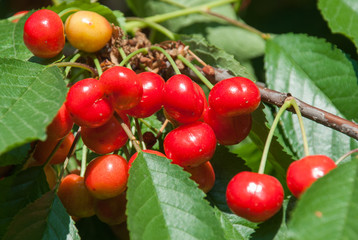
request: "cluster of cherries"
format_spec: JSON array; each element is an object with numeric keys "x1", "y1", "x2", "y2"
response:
[{"x1": 22, "y1": 8, "x2": 338, "y2": 225}]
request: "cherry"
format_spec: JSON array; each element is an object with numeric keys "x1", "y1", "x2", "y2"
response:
[
  {"x1": 164, "y1": 122, "x2": 216, "y2": 167},
  {"x1": 33, "y1": 132, "x2": 74, "y2": 165},
  {"x1": 204, "y1": 106, "x2": 252, "y2": 145},
  {"x1": 57, "y1": 173, "x2": 96, "y2": 218},
  {"x1": 65, "y1": 78, "x2": 114, "y2": 128},
  {"x1": 46, "y1": 103, "x2": 73, "y2": 140},
  {"x1": 95, "y1": 192, "x2": 127, "y2": 225},
  {"x1": 163, "y1": 74, "x2": 205, "y2": 124},
  {"x1": 81, "y1": 114, "x2": 129, "y2": 155},
  {"x1": 65, "y1": 10, "x2": 112, "y2": 53},
  {"x1": 12, "y1": 10, "x2": 29, "y2": 23},
  {"x1": 125, "y1": 72, "x2": 165, "y2": 118},
  {"x1": 226, "y1": 171, "x2": 284, "y2": 222},
  {"x1": 286, "y1": 155, "x2": 336, "y2": 198},
  {"x1": 85, "y1": 154, "x2": 128, "y2": 199},
  {"x1": 99, "y1": 66, "x2": 143, "y2": 111},
  {"x1": 128, "y1": 149, "x2": 166, "y2": 170},
  {"x1": 184, "y1": 161, "x2": 215, "y2": 193},
  {"x1": 23, "y1": 9, "x2": 65, "y2": 58},
  {"x1": 209, "y1": 77, "x2": 261, "y2": 117}
]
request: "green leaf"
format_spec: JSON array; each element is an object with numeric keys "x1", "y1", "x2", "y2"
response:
[
  {"x1": 287, "y1": 158, "x2": 358, "y2": 240},
  {"x1": 0, "y1": 58, "x2": 67, "y2": 155},
  {"x1": 126, "y1": 0, "x2": 265, "y2": 61},
  {"x1": 127, "y1": 152, "x2": 226, "y2": 240},
  {"x1": 318, "y1": 0, "x2": 358, "y2": 51},
  {"x1": 265, "y1": 33, "x2": 358, "y2": 160},
  {"x1": 0, "y1": 14, "x2": 33, "y2": 60},
  {"x1": 180, "y1": 35, "x2": 254, "y2": 80},
  {"x1": 0, "y1": 143, "x2": 30, "y2": 167},
  {"x1": 49, "y1": 1, "x2": 119, "y2": 25},
  {"x1": 0, "y1": 167, "x2": 49, "y2": 238},
  {"x1": 3, "y1": 190, "x2": 80, "y2": 240}
]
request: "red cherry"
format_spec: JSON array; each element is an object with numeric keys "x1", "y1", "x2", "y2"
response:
[
  {"x1": 125, "y1": 72, "x2": 165, "y2": 118},
  {"x1": 81, "y1": 114, "x2": 129, "y2": 154},
  {"x1": 85, "y1": 154, "x2": 128, "y2": 199},
  {"x1": 65, "y1": 78, "x2": 114, "y2": 128},
  {"x1": 95, "y1": 192, "x2": 127, "y2": 225},
  {"x1": 286, "y1": 155, "x2": 336, "y2": 198},
  {"x1": 23, "y1": 9, "x2": 65, "y2": 58},
  {"x1": 184, "y1": 161, "x2": 215, "y2": 193},
  {"x1": 46, "y1": 103, "x2": 73, "y2": 140},
  {"x1": 128, "y1": 149, "x2": 166, "y2": 170},
  {"x1": 57, "y1": 174, "x2": 96, "y2": 218},
  {"x1": 226, "y1": 171, "x2": 284, "y2": 222},
  {"x1": 33, "y1": 132, "x2": 74, "y2": 165},
  {"x1": 99, "y1": 66, "x2": 143, "y2": 111},
  {"x1": 209, "y1": 77, "x2": 261, "y2": 117},
  {"x1": 164, "y1": 122, "x2": 217, "y2": 167},
  {"x1": 204, "y1": 106, "x2": 251, "y2": 145},
  {"x1": 163, "y1": 74, "x2": 204, "y2": 124}
]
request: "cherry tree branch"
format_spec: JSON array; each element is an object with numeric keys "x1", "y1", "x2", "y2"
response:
[{"x1": 177, "y1": 66, "x2": 358, "y2": 141}]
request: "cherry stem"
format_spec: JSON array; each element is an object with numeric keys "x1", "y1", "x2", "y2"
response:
[
  {"x1": 156, "y1": 119, "x2": 170, "y2": 139},
  {"x1": 126, "y1": 17, "x2": 177, "y2": 40},
  {"x1": 139, "y1": 118, "x2": 159, "y2": 134},
  {"x1": 177, "y1": 54, "x2": 214, "y2": 89},
  {"x1": 336, "y1": 148, "x2": 358, "y2": 165},
  {"x1": 119, "y1": 48, "x2": 148, "y2": 67},
  {"x1": 92, "y1": 55, "x2": 103, "y2": 76},
  {"x1": 188, "y1": 49, "x2": 207, "y2": 67},
  {"x1": 122, "y1": 145, "x2": 130, "y2": 160},
  {"x1": 150, "y1": 46, "x2": 181, "y2": 74},
  {"x1": 258, "y1": 100, "x2": 292, "y2": 174},
  {"x1": 118, "y1": 48, "x2": 133, "y2": 69},
  {"x1": 135, "y1": 118, "x2": 147, "y2": 150},
  {"x1": 80, "y1": 144, "x2": 87, "y2": 178},
  {"x1": 42, "y1": 137, "x2": 65, "y2": 167},
  {"x1": 289, "y1": 97, "x2": 310, "y2": 157},
  {"x1": 114, "y1": 112, "x2": 142, "y2": 153},
  {"x1": 203, "y1": 10, "x2": 270, "y2": 40},
  {"x1": 56, "y1": 128, "x2": 81, "y2": 190},
  {"x1": 64, "y1": 53, "x2": 82, "y2": 77},
  {"x1": 125, "y1": 0, "x2": 236, "y2": 31},
  {"x1": 58, "y1": 8, "x2": 79, "y2": 18},
  {"x1": 50, "y1": 62, "x2": 97, "y2": 77}
]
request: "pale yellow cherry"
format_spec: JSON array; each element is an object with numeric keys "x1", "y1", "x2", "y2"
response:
[{"x1": 65, "y1": 10, "x2": 112, "y2": 53}]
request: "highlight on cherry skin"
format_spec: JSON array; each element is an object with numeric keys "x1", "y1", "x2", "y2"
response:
[
  {"x1": 286, "y1": 154, "x2": 336, "y2": 198},
  {"x1": 226, "y1": 171, "x2": 284, "y2": 222},
  {"x1": 65, "y1": 10, "x2": 113, "y2": 53},
  {"x1": 209, "y1": 76, "x2": 261, "y2": 117},
  {"x1": 23, "y1": 9, "x2": 65, "y2": 58}
]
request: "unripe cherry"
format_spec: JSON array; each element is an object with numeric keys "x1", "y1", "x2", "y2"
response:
[
  {"x1": 23, "y1": 9, "x2": 65, "y2": 58},
  {"x1": 65, "y1": 10, "x2": 112, "y2": 53}
]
